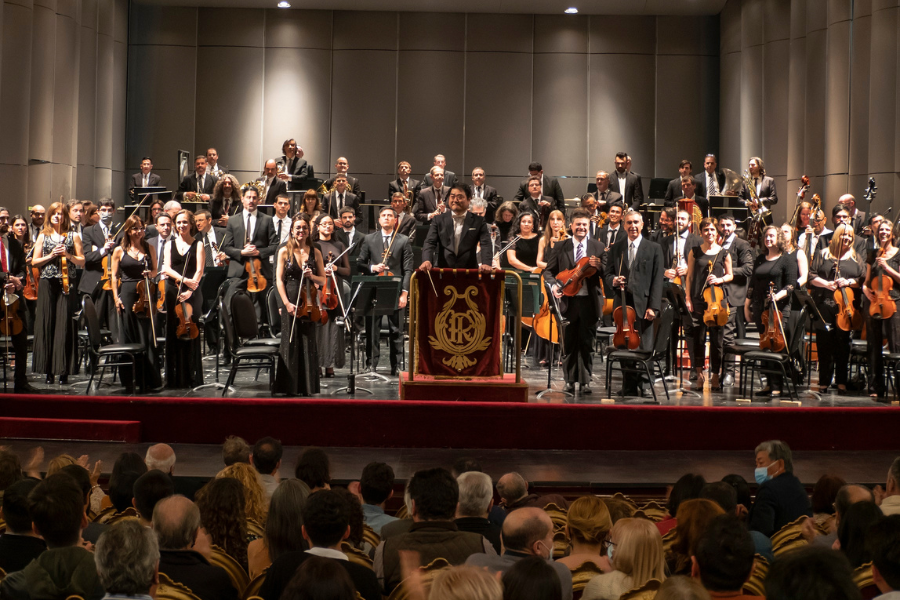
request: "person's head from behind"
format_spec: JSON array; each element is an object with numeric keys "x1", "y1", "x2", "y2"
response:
[
  {"x1": 144, "y1": 444, "x2": 176, "y2": 474},
  {"x1": 668, "y1": 473, "x2": 707, "y2": 518},
  {"x1": 496, "y1": 472, "x2": 528, "y2": 507},
  {"x1": 0, "y1": 450, "x2": 22, "y2": 492},
  {"x1": 451, "y1": 458, "x2": 482, "y2": 478},
  {"x1": 132, "y1": 470, "x2": 174, "y2": 524},
  {"x1": 765, "y1": 546, "x2": 861, "y2": 600},
  {"x1": 152, "y1": 495, "x2": 201, "y2": 551},
  {"x1": 332, "y1": 487, "x2": 365, "y2": 548},
  {"x1": 223, "y1": 436, "x2": 251, "y2": 466},
  {"x1": 566, "y1": 496, "x2": 611, "y2": 548},
  {"x1": 281, "y1": 555, "x2": 356, "y2": 600},
  {"x1": 837, "y1": 501, "x2": 883, "y2": 568},
  {"x1": 835, "y1": 484, "x2": 875, "y2": 526},
  {"x1": 113, "y1": 451, "x2": 148, "y2": 478},
  {"x1": 430, "y1": 565, "x2": 502, "y2": 600},
  {"x1": 655, "y1": 576, "x2": 710, "y2": 600},
  {"x1": 1, "y1": 479, "x2": 39, "y2": 534},
  {"x1": 216, "y1": 462, "x2": 268, "y2": 524},
  {"x1": 95, "y1": 520, "x2": 160, "y2": 596},
  {"x1": 609, "y1": 518, "x2": 666, "y2": 586},
  {"x1": 867, "y1": 514, "x2": 900, "y2": 593},
  {"x1": 58, "y1": 464, "x2": 92, "y2": 513},
  {"x1": 456, "y1": 471, "x2": 493, "y2": 519},
  {"x1": 812, "y1": 474, "x2": 847, "y2": 516},
  {"x1": 604, "y1": 498, "x2": 636, "y2": 523},
  {"x1": 251, "y1": 436, "x2": 283, "y2": 476},
  {"x1": 699, "y1": 482, "x2": 738, "y2": 516},
  {"x1": 301, "y1": 490, "x2": 350, "y2": 549},
  {"x1": 501, "y1": 506, "x2": 554, "y2": 559},
  {"x1": 266, "y1": 479, "x2": 311, "y2": 562},
  {"x1": 195, "y1": 477, "x2": 247, "y2": 554},
  {"x1": 295, "y1": 447, "x2": 331, "y2": 491},
  {"x1": 409, "y1": 467, "x2": 458, "y2": 522},
  {"x1": 109, "y1": 470, "x2": 142, "y2": 513},
  {"x1": 360, "y1": 461, "x2": 395, "y2": 507},
  {"x1": 720, "y1": 475, "x2": 752, "y2": 516},
  {"x1": 674, "y1": 499, "x2": 725, "y2": 560},
  {"x1": 501, "y1": 555, "x2": 561, "y2": 600},
  {"x1": 691, "y1": 515, "x2": 755, "y2": 592},
  {"x1": 29, "y1": 473, "x2": 87, "y2": 548}
]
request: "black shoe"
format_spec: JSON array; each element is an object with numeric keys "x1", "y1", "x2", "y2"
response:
[
  {"x1": 722, "y1": 373, "x2": 734, "y2": 387},
  {"x1": 390, "y1": 368, "x2": 399, "y2": 376},
  {"x1": 45, "y1": 374, "x2": 54, "y2": 384},
  {"x1": 325, "y1": 368, "x2": 335, "y2": 378},
  {"x1": 755, "y1": 386, "x2": 773, "y2": 396},
  {"x1": 15, "y1": 382, "x2": 36, "y2": 393},
  {"x1": 564, "y1": 383, "x2": 575, "y2": 393},
  {"x1": 581, "y1": 384, "x2": 592, "y2": 394},
  {"x1": 689, "y1": 372, "x2": 698, "y2": 381},
  {"x1": 58, "y1": 375, "x2": 68, "y2": 384}
]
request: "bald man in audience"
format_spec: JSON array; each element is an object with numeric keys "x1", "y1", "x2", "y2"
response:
[
  {"x1": 496, "y1": 472, "x2": 568, "y2": 511},
  {"x1": 145, "y1": 443, "x2": 176, "y2": 474}
]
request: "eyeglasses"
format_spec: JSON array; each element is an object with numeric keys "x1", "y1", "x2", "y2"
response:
[{"x1": 131, "y1": 227, "x2": 145, "y2": 232}]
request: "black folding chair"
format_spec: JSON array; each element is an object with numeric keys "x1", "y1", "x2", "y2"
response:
[
  {"x1": 740, "y1": 307, "x2": 809, "y2": 401},
  {"x1": 605, "y1": 302, "x2": 675, "y2": 403},
  {"x1": 82, "y1": 296, "x2": 145, "y2": 394},
  {"x1": 221, "y1": 291, "x2": 279, "y2": 396}
]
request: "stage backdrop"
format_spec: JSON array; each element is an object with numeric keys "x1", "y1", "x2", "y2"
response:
[{"x1": 124, "y1": 8, "x2": 720, "y2": 206}]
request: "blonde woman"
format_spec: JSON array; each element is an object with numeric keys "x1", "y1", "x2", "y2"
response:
[
  {"x1": 428, "y1": 565, "x2": 502, "y2": 600},
  {"x1": 217, "y1": 462, "x2": 268, "y2": 526},
  {"x1": 557, "y1": 496, "x2": 613, "y2": 571},
  {"x1": 582, "y1": 518, "x2": 666, "y2": 600},
  {"x1": 536, "y1": 209, "x2": 568, "y2": 269},
  {"x1": 780, "y1": 223, "x2": 809, "y2": 289}
]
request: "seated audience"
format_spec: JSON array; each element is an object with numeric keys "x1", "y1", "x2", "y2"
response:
[
  {"x1": 837, "y1": 501, "x2": 883, "y2": 568},
  {"x1": 582, "y1": 518, "x2": 666, "y2": 600},
  {"x1": 145, "y1": 443, "x2": 176, "y2": 475},
  {"x1": 877, "y1": 457, "x2": 900, "y2": 517},
  {"x1": 251, "y1": 436, "x2": 283, "y2": 500},
  {"x1": 811, "y1": 474, "x2": 846, "y2": 529},
  {"x1": 47, "y1": 453, "x2": 78, "y2": 476},
  {"x1": 376, "y1": 468, "x2": 493, "y2": 594},
  {"x1": 132, "y1": 469, "x2": 175, "y2": 527},
  {"x1": 496, "y1": 472, "x2": 568, "y2": 512},
  {"x1": 108, "y1": 451, "x2": 149, "y2": 514},
  {"x1": 59, "y1": 464, "x2": 108, "y2": 544},
  {"x1": 721, "y1": 475, "x2": 752, "y2": 518},
  {"x1": 502, "y1": 555, "x2": 563, "y2": 600},
  {"x1": 0, "y1": 479, "x2": 46, "y2": 574},
  {"x1": 866, "y1": 514, "x2": 900, "y2": 599},
  {"x1": 700, "y1": 482, "x2": 739, "y2": 516},
  {"x1": 379, "y1": 481, "x2": 413, "y2": 540},
  {"x1": 807, "y1": 484, "x2": 875, "y2": 548},
  {"x1": 279, "y1": 555, "x2": 357, "y2": 600},
  {"x1": 656, "y1": 576, "x2": 712, "y2": 600},
  {"x1": 334, "y1": 487, "x2": 367, "y2": 551},
  {"x1": 0, "y1": 473, "x2": 104, "y2": 600},
  {"x1": 223, "y1": 436, "x2": 251, "y2": 466},
  {"x1": 691, "y1": 515, "x2": 761, "y2": 600},
  {"x1": 764, "y1": 546, "x2": 861, "y2": 600},
  {"x1": 557, "y1": 496, "x2": 612, "y2": 571},
  {"x1": 296, "y1": 448, "x2": 332, "y2": 493},
  {"x1": 749, "y1": 440, "x2": 812, "y2": 537},
  {"x1": 259, "y1": 489, "x2": 380, "y2": 600},
  {"x1": 466, "y1": 506, "x2": 572, "y2": 599},
  {"x1": 152, "y1": 495, "x2": 237, "y2": 600},
  {"x1": 455, "y1": 471, "x2": 502, "y2": 553},
  {"x1": 359, "y1": 462, "x2": 398, "y2": 535},
  {"x1": 669, "y1": 499, "x2": 726, "y2": 575},
  {"x1": 248, "y1": 479, "x2": 310, "y2": 578},
  {"x1": 604, "y1": 498, "x2": 637, "y2": 523},
  {"x1": 658, "y1": 474, "x2": 707, "y2": 536},
  {"x1": 94, "y1": 520, "x2": 160, "y2": 599},
  {"x1": 451, "y1": 457, "x2": 507, "y2": 529},
  {"x1": 195, "y1": 477, "x2": 249, "y2": 570},
  {"x1": 216, "y1": 462, "x2": 268, "y2": 525},
  {"x1": 430, "y1": 564, "x2": 503, "y2": 600},
  {"x1": 0, "y1": 451, "x2": 23, "y2": 497}
]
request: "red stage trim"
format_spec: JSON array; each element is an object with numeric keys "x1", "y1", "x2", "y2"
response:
[
  {"x1": 2, "y1": 393, "x2": 899, "y2": 451},
  {"x1": 399, "y1": 372, "x2": 528, "y2": 402},
  {"x1": 0, "y1": 416, "x2": 141, "y2": 443}
]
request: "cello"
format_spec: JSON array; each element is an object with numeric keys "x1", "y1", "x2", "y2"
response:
[
  {"x1": 532, "y1": 274, "x2": 560, "y2": 344},
  {"x1": 759, "y1": 283, "x2": 787, "y2": 352},
  {"x1": 702, "y1": 251, "x2": 729, "y2": 327},
  {"x1": 870, "y1": 247, "x2": 897, "y2": 320},
  {"x1": 612, "y1": 253, "x2": 641, "y2": 350},
  {"x1": 834, "y1": 258, "x2": 863, "y2": 332}
]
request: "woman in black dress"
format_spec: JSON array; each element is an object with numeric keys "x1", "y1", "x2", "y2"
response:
[
  {"x1": 685, "y1": 218, "x2": 733, "y2": 391},
  {"x1": 274, "y1": 215, "x2": 326, "y2": 396},
  {"x1": 743, "y1": 225, "x2": 798, "y2": 397},
  {"x1": 110, "y1": 215, "x2": 161, "y2": 392},
  {"x1": 31, "y1": 201, "x2": 85, "y2": 384},
  {"x1": 312, "y1": 214, "x2": 349, "y2": 378},
  {"x1": 507, "y1": 212, "x2": 541, "y2": 274},
  {"x1": 12, "y1": 215, "x2": 37, "y2": 336},
  {"x1": 809, "y1": 224, "x2": 864, "y2": 394},
  {"x1": 162, "y1": 209, "x2": 205, "y2": 389},
  {"x1": 863, "y1": 220, "x2": 900, "y2": 399}
]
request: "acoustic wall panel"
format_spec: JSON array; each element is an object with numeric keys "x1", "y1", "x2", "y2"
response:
[
  {"x1": 77, "y1": 23, "x2": 98, "y2": 171},
  {"x1": 532, "y1": 53, "x2": 587, "y2": 178},
  {"x1": 655, "y1": 55, "x2": 716, "y2": 177},
  {"x1": 533, "y1": 15, "x2": 587, "y2": 54},
  {"x1": 0, "y1": 2, "x2": 33, "y2": 167},
  {"x1": 198, "y1": 8, "x2": 264, "y2": 47},
  {"x1": 739, "y1": 45, "x2": 763, "y2": 165},
  {"x1": 333, "y1": 11, "x2": 396, "y2": 51},
  {"x1": 29, "y1": 5, "x2": 55, "y2": 163},
  {"x1": 868, "y1": 5, "x2": 898, "y2": 174},
  {"x1": 848, "y1": 10, "x2": 871, "y2": 176},
  {"x1": 265, "y1": 9, "x2": 332, "y2": 49},
  {"x1": 657, "y1": 16, "x2": 718, "y2": 56},
  {"x1": 824, "y1": 19, "x2": 850, "y2": 176},
  {"x1": 588, "y1": 16, "x2": 654, "y2": 55},
  {"x1": 128, "y1": 4, "x2": 196, "y2": 47},
  {"x1": 398, "y1": 12, "x2": 465, "y2": 51},
  {"x1": 51, "y1": 12, "x2": 78, "y2": 167},
  {"x1": 718, "y1": 50, "x2": 741, "y2": 171},
  {"x1": 94, "y1": 32, "x2": 114, "y2": 171},
  {"x1": 803, "y1": 29, "x2": 826, "y2": 179},
  {"x1": 762, "y1": 39, "x2": 789, "y2": 178},
  {"x1": 786, "y1": 38, "x2": 807, "y2": 181},
  {"x1": 112, "y1": 31, "x2": 127, "y2": 175},
  {"x1": 466, "y1": 14, "x2": 532, "y2": 53}
]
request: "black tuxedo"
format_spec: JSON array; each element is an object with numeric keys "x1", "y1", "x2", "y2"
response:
[
  {"x1": 77, "y1": 222, "x2": 124, "y2": 296},
  {"x1": 422, "y1": 211, "x2": 492, "y2": 269},
  {"x1": 334, "y1": 228, "x2": 363, "y2": 259},
  {"x1": 195, "y1": 226, "x2": 228, "y2": 266},
  {"x1": 323, "y1": 190, "x2": 362, "y2": 223},
  {"x1": 422, "y1": 171, "x2": 458, "y2": 189},
  {"x1": 694, "y1": 170, "x2": 727, "y2": 198},
  {"x1": 261, "y1": 177, "x2": 288, "y2": 205},
  {"x1": 597, "y1": 224, "x2": 625, "y2": 250},
  {"x1": 721, "y1": 234, "x2": 754, "y2": 377},
  {"x1": 850, "y1": 211, "x2": 867, "y2": 237},
  {"x1": 518, "y1": 196, "x2": 555, "y2": 223},
  {"x1": 130, "y1": 172, "x2": 161, "y2": 190},
  {"x1": 609, "y1": 171, "x2": 644, "y2": 209},
  {"x1": 325, "y1": 175, "x2": 361, "y2": 197},
  {"x1": 413, "y1": 186, "x2": 450, "y2": 223},
  {"x1": 591, "y1": 189, "x2": 623, "y2": 212},
  {"x1": 470, "y1": 184, "x2": 499, "y2": 221},
  {"x1": 222, "y1": 211, "x2": 278, "y2": 280},
  {"x1": 514, "y1": 175, "x2": 565, "y2": 210},
  {"x1": 396, "y1": 212, "x2": 417, "y2": 244},
  {"x1": 661, "y1": 231, "x2": 702, "y2": 280},
  {"x1": 1, "y1": 238, "x2": 29, "y2": 386},
  {"x1": 605, "y1": 236, "x2": 664, "y2": 319},
  {"x1": 740, "y1": 175, "x2": 778, "y2": 207},
  {"x1": 280, "y1": 154, "x2": 312, "y2": 190},
  {"x1": 176, "y1": 172, "x2": 217, "y2": 201},
  {"x1": 209, "y1": 196, "x2": 240, "y2": 222},
  {"x1": 389, "y1": 178, "x2": 420, "y2": 204},
  {"x1": 664, "y1": 177, "x2": 683, "y2": 206}
]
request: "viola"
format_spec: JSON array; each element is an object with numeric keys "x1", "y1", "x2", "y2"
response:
[
  {"x1": 702, "y1": 254, "x2": 729, "y2": 327},
  {"x1": 0, "y1": 294, "x2": 23, "y2": 337},
  {"x1": 870, "y1": 249, "x2": 897, "y2": 320},
  {"x1": 612, "y1": 254, "x2": 640, "y2": 350},
  {"x1": 670, "y1": 252, "x2": 683, "y2": 287},
  {"x1": 157, "y1": 279, "x2": 166, "y2": 312},
  {"x1": 760, "y1": 283, "x2": 786, "y2": 352},
  {"x1": 555, "y1": 256, "x2": 597, "y2": 297},
  {"x1": 834, "y1": 259, "x2": 863, "y2": 332},
  {"x1": 319, "y1": 252, "x2": 340, "y2": 311},
  {"x1": 245, "y1": 256, "x2": 267, "y2": 293},
  {"x1": 532, "y1": 274, "x2": 560, "y2": 344},
  {"x1": 175, "y1": 300, "x2": 199, "y2": 340}
]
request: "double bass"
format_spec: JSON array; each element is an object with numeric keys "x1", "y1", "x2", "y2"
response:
[
  {"x1": 612, "y1": 254, "x2": 640, "y2": 350},
  {"x1": 759, "y1": 283, "x2": 787, "y2": 352}
]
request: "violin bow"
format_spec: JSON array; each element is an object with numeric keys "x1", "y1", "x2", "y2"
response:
[
  {"x1": 143, "y1": 254, "x2": 158, "y2": 348},
  {"x1": 288, "y1": 257, "x2": 307, "y2": 344}
]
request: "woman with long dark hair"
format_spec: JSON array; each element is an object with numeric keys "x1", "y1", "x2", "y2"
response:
[
  {"x1": 312, "y1": 214, "x2": 348, "y2": 378},
  {"x1": 863, "y1": 220, "x2": 900, "y2": 399}
]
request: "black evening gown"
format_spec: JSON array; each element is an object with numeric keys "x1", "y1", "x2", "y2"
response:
[
  {"x1": 32, "y1": 232, "x2": 76, "y2": 376},
  {"x1": 116, "y1": 252, "x2": 162, "y2": 391},
  {"x1": 165, "y1": 239, "x2": 204, "y2": 388},
  {"x1": 273, "y1": 258, "x2": 320, "y2": 396}
]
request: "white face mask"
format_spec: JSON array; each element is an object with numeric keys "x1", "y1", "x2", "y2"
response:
[{"x1": 537, "y1": 540, "x2": 554, "y2": 562}]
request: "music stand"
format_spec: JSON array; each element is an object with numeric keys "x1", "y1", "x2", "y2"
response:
[
  {"x1": 665, "y1": 283, "x2": 701, "y2": 398},
  {"x1": 792, "y1": 288, "x2": 827, "y2": 400},
  {"x1": 350, "y1": 275, "x2": 402, "y2": 384}
]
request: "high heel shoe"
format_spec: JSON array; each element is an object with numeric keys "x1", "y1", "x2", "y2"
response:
[
  {"x1": 710, "y1": 373, "x2": 721, "y2": 391},
  {"x1": 45, "y1": 374, "x2": 54, "y2": 384},
  {"x1": 693, "y1": 371, "x2": 706, "y2": 390}
]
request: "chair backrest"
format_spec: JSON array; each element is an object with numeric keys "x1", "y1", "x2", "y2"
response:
[
  {"x1": 771, "y1": 515, "x2": 809, "y2": 557},
  {"x1": 241, "y1": 568, "x2": 267, "y2": 600},
  {"x1": 209, "y1": 545, "x2": 250, "y2": 593},
  {"x1": 395, "y1": 505, "x2": 409, "y2": 520},
  {"x1": 0, "y1": 566, "x2": 7, "y2": 583},
  {"x1": 246, "y1": 519, "x2": 266, "y2": 539},
  {"x1": 219, "y1": 298, "x2": 237, "y2": 356},
  {"x1": 571, "y1": 561, "x2": 605, "y2": 595},
  {"x1": 361, "y1": 523, "x2": 381, "y2": 549},
  {"x1": 543, "y1": 503, "x2": 568, "y2": 530},
  {"x1": 157, "y1": 572, "x2": 202, "y2": 600},
  {"x1": 231, "y1": 290, "x2": 261, "y2": 341},
  {"x1": 81, "y1": 295, "x2": 104, "y2": 348},
  {"x1": 620, "y1": 578, "x2": 663, "y2": 600},
  {"x1": 635, "y1": 501, "x2": 667, "y2": 522},
  {"x1": 341, "y1": 541, "x2": 374, "y2": 569},
  {"x1": 91, "y1": 506, "x2": 116, "y2": 523},
  {"x1": 651, "y1": 302, "x2": 675, "y2": 356},
  {"x1": 552, "y1": 529, "x2": 570, "y2": 559},
  {"x1": 743, "y1": 554, "x2": 768, "y2": 596},
  {"x1": 97, "y1": 506, "x2": 139, "y2": 525},
  {"x1": 203, "y1": 279, "x2": 231, "y2": 321},
  {"x1": 266, "y1": 287, "x2": 282, "y2": 336},
  {"x1": 788, "y1": 306, "x2": 809, "y2": 356}
]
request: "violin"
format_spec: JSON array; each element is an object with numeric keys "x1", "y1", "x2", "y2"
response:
[
  {"x1": 296, "y1": 260, "x2": 327, "y2": 324},
  {"x1": 612, "y1": 254, "x2": 641, "y2": 350},
  {"x1": 670, "y1": 251, "x2": 683, "y2": 287},
  {"x1": 532, "y1": 274, "x2": 560, "y2": 343},
  {"x1": 157, "y1": 279, "x2": 166, "y2": 312},
  {"x1": 591, "y1": 212, "x2": 609, "y2": 230},
  {"x1": 133, "y1": 278, "x2": 151, "y2": 317},
  {"x1": 834, "y1": 258, "x2": 862, "y2": 332},
  {"x1": 0, "y1": 292, "x2": 23, "y2": 337},
  {"x1": 870, "y1": 248, "x2": 897, "y2": 320},
  {"x1": 100, "y1": 233, "x2": 114, "y2": 291},
  {"x1": 554, "y1": 256, "x2": 597, "y2": 297},
  {"x1": 319, "y1": 252, "x2": 340, "y2": 311},
  {"x1": 245, "y1": 256, "x2": 267, "y2": 293},
  {"x1": 174, "y1": 247, "x2": 199, "y2": 340},
  {"x1": 60, "y1": 250, "x2": 70, "y2": 295},
  {"x1": 702, "y1": 254, "x2": 729, "y2": 327},
  {"x1": 759, "y1": 283, "x2": 787, "y2": 351},
  {"x1": 22, "y1": 242, "x2": 37, "y2": 301}
]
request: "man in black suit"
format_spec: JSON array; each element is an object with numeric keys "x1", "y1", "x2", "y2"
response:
[
  {"x1": 649, "y1": 207, "x2": 676, "y2": 246},
  {"x1": 513, "y1": 162, "x2": 565, "y2": 211},
  {"x1": 544, "y1": 209, "x2": 605, "y2": 394},
  {"x1": 0, "y1": 208, "x2": 34, "y2": 392},
  {"x1": 176, "y1": 155, "x2": 217, "y2": 203},
  {"x1": 278, "y1": 139, "x2": 312, "y2": 191},
  {"x1": 664, "y1": 160, "x2": 693, "y2": 206},
  {"x1": 675, "y1": 176, "x2": 710, "y2": 219},
  {"x1": 597, "y1": 202, "x2": 625, "y2": 249},
  {"x1": 129, "y1": 157, "x2": 161, "y2": 193},
  {"x1": 421, "y1": 185, "x2": 493, "y2": 272},
  {"x1": 610, "y1": 152, "x2": 644, "y2": 209},
  {"x1": 325, "y1": 156, "x2": 362, "y2": 197},
  {"x1": 357, "y1": 206, "x2": 414, "y2": 375},
  {"x1": 78, "y1": 199, "x2": 124, "y2": 341},
  {"x1": 388, "y1": 161, "x2": 419, "y2": 208},
  {"x1": 323, "y1": 175, "x2": 362, "y2": 223},
  {"x1": 591, "y1": 171, "x2": 623, "y2": 212},
  {"x1": 817, "y1": 204, "x2": 867, "y2": 256},
  {"x1": 518, "y1": 175, "x2": 555, "y2": 225},
  {"x1": 0, "y1": 479, "x2": 45, "y2": 571},
  {"x1": 606, "y1": 210, "x2": 664, "y2": 396},
  {"x1": 414, "y1": 167, "x2": 450, "y2": 224},
  {"x1": 334, "y1": 206, "x2": 363, "y2": 256},
  {"x1": 148, "y1": 212, "x2": 174, "y2": 338},
  {"x1": 840, "y1": 194, "x2": 868, "y2": 236},
  {"x1": 470, "y1": 167, "x2": 499, "y2": 222},
  {"x1": 28, "y1": 205, "x2": 45, "y2": 243},
  {"x1": 662, "y1": 209, "x2": 701, "y2": 378},
  {"x1": 259, "y1": 159, "x2": 288, "y2": 206},
  {"x1": 717, "y1": 214, "x2": 754, "y2": 387},
  {"x1": 740, "y1": 156, "x2": 778, "y2": 215},
  {"x1": 194, "y1": 210, "x2": 227, "y2": 352},
  {"x1": 420, "y1": 154, "x2": 458, "y2": 189},
  {"x1": 390, "y1": 193, "x2": 417, "y2": 243},
  {"x1": 695, "y1": 154, "x2": 727, "y2": 198}
]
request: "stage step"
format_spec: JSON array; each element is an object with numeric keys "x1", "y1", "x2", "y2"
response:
[{"x1": 0, "y1": 417, "x2": 141, "y2": 443}]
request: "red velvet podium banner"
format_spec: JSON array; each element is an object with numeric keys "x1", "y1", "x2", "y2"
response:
[{"x1": 412, "y1": 269, "x2": 504, "y2": 378}]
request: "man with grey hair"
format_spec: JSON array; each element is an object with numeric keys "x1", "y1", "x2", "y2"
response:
[
  {"x1": 153, "y1": 495, "x2": 236, "y2": 600},
  {"x1": 222, "y1": 436, "x2": 250, "y2": 466},
  {"x1": 145, "y1": 443, "x2": 176, "y2": 474},
  {"x1": 749, "y1": 440, "x2": 812, "y2": 536},
  {"x1": 877, "y1": 457, "x2": 900, "y2": 517},
  {"x1": 496, "y1": 472, "x2": 568, "y2": 512},
  {"x1": 422, "y1": 154, "x2": 457, "y2": 189},
  {"x1": 455, "y1": 471, "x2": 501, "y2": 552},
  {"x1": 95, "y1": 520, "x2": 159, "y2": 599}
]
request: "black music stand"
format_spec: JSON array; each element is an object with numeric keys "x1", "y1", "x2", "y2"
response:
[
  {"x1": 535, "y1": 279, "x2": 574, "y2": 399},
  {"x1": 349, "y1": 275, "x2": 402, "y2": 385},
  {"x1": 793, "y1": 288, "x2": 827, "y2": 399},
  {"x1": 665, "y1": 283, "x2": 701, "y2": 398},
  {"x1": 332, "y1": 281, "x2": 370, "y2": 395}
]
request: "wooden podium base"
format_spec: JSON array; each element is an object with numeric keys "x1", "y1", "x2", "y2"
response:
[{"x1": 399, "y1": 373, "x2": 529, "y2": 403}]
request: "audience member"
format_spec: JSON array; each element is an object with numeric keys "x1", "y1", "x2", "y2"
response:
[
  {"x1": 132, "y1": 470, "x2": 175, "y2": 527},
  {"x1": 452, "y1": 457, "x2": 507, "y2": 528},
  {"x1": 153, "y1": 495, "x2": 236, "y2": 600},
  {"x1": 467, "y1": 506, "x2": 572, "y2": 598},
  {"x1": 296, "y1": 448, "x2": 332, "y2": 492},
  {"x1": 279, "y1": 555, "x2": 357, "y2": 600},
  {"x1": 496, "y1": 472, "x2": 568, "y2": 512},
  {"x1": 216, "y1": 462, "x2": 268, "y2": 524},
  {"x1": 837, "y1": 501, "x2": 883, "y2": 568},
  {"x1": 700, "y1": 482, "x2": 739, "y2": 516},
  {"x1": 430, "y1": 565, "x2": 502, "y2": 600},
  {"x1": 0, "y1": 451, "x2": 23, "y2": 497},
  {"x1": 764, "y1": 546, "x2": 861, "y2": 600},
  {"x1": 604, "y1": 498, "x2": 637, "y2": 523},
  {"x1": 59, "y1": 464, "x2": 108, "y2": 545},
  {"x1": 811, "y1": 474, "x2": 846, "y2": 528},
  {"x1": 502, "y1": 555, "x2": 562, "y2": 600},
  {"x1": 376, "y1": 468, "x2": 493, "y2": 593},
  {"x1": 248, "y1": 479, "x2": 310, "y2": 578},
  {"x1": 379, "y1": 481, "x2": 414, "y2": 540},
  {"x1": 876, "y1": 457, "x2": 900, "y2": 517},
  {"x1": 658, "y1": 474, "x2": 706, "y2": 536},
  {"x1": 455, "y1": 471, "x2": 502, "y2": 554},
  {"x1": 144, "y1": 444, "x2": 176, "y2": 474},
  {"x1": 670, "y1": 499, "x2": 726, "y2": 575},
  {"x1": 0, "y1": 479, "x2": 46, "y2": 574},
  {"x1": 195, "y1": 477, "x2": 249, "y2": 570},
  {"x1": 108, "y1": 452, "x2": 148, "y2": 514},
  {"x1": 866, "y1": 514, "x2": 900, "y2": 599},
  {"x1": 691, "y1": 515, "x2": 761, "y2": 600},
  {"x1": 47, "y1": 453, "x2": 78, "y2": 476},
  {"x1": 259, "y1": 489, "x2": 380, "y2": 600},
  {"x1": 334, "y1": 487, "x2": 367, "y2": 550},
  {"x1": 721, "y1": 475, "x2": 752, "y2": 518},
  {"x1": 656, "y1": 576, "x2": 712, "y2": 600},
  {"x1": 582, "y1": 518, "x2": 666, "y2": 600},
  {"x1": 557, "y1": 496, "x2": 612, "y2": 571},
  {"x1": 94, "y1": 520, "x2": 160, "y2": 599},
  {"x1": 222, "y1": 436, "x2": 251, "y2": 466},
  {"x1": 359, "y1": 462, "x2": 398, "y2": 535},
  {"x1": 749, "y1": 440, "x2": 811, "y2": 536},
  {"x1": 0, "y1": 474, "x2": 104, "y2": 600},
  {"x1": 807, "y1": 484, "x2": 875, "y2": 548},
  {"x1": 251, "y1": 436, "x2": 283, "y2": 500}
]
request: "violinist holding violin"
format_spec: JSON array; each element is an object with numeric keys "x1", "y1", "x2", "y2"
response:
[
  {"x1": 684, "y1": 218, "x2": 734, "y2": 391},
  {"x1": 0, "y1": 209, "x2": 33, "y2": 392},
  {"x1": 274, "y1": 215, "x2": 326, "y2": 396},
  {"x1": 313, "y1": 214, "x2": 350, "y2": 378},
  {"x1": 110, "y1": 215, "x2": 161, "y2": 392},
  {"x1": 79, "y1": 199, "x2": 123, "y2": 342},
  {"x1": 863, "y1": 220, "x2": 900, "y2": 400}
]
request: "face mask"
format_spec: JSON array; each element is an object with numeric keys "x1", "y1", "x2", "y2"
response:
[
  {"x1": 100, "y1": 212, "x2": 113, "y2": 225},
  {"x1": 755, "y1": 462, "x2": 776, "y2": 485},
  {"x1": 538, "y1": 540, "x2": 553, "y2": 562},
  {"x1": 607, "y1": 543, "x2": 615, "y2": 562}
]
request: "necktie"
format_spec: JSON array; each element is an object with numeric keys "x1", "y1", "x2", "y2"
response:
[
  {"x1": 575, "y1": 242, "x2": 583, "y2": 263},
  {"x1": 710, "y1": 174, "x2": 719, "y2": 195},
  {"x1": 609, "y1": 229, "x2": 616, "y2": 246},
  {"x1": 204, "y1": 236, "x2": 214, "y2": 267},
  {"x1": 158, "y1": 240, "x2": 166, "y2": 271},
  {"x1": 276, "y1": 219, "x2": 282, "y2": 243},
  {"x1": 338, "y1": 194, "x2": 343, "y2": 214},
  {"x1": 246, "y1": 214, "x2": 252, "y2": 245},
  {"x1": 198, "y1": 175, "x2": 203, "y2": 193},
  {"x1": 143, "y1": 174, "x2": 148, "y2": 187},
  {"x1": 628, "y1": 242, "x2": 636, "y2": 267},
  {"x1": 383, "y1": 236, "x2": 390, "y2": 251},
  {"x1": 477, "y1": 186, "x2": 482, "y2": 198}
]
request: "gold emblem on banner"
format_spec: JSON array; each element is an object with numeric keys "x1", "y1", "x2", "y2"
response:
[{"x1": 428, "y1": 285, "x2": 492, "y2": 372}]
